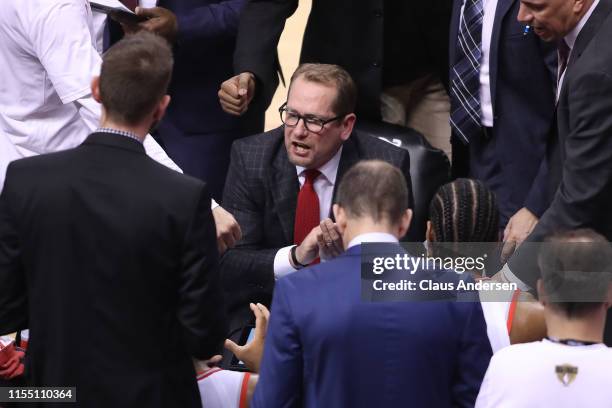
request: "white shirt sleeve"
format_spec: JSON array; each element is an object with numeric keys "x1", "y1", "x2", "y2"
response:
[
  {"x1": 273, "y1": 246, "x2": 298, "y2": 279},
  {"x1": 28, "y1": 0, "x2": 99, "y2": 104}
]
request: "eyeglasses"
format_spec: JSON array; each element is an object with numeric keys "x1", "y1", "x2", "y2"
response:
[{"x1": 278, "y1": 102, "x2": 345, "y2": 134}]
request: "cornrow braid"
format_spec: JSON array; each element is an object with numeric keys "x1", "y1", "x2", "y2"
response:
[{"x1": 428, "y1": 178, "x2": 499, "y2": 243}]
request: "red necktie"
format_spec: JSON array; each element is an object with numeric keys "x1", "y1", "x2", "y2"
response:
[
  {"x1": 120, "y1": 0, "x2": 138, "y2": 11},
  {"x1": 294, "y1": 169, "x2": 321, "y2": 246}
]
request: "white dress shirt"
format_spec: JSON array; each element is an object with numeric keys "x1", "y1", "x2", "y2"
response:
[
  {"x1": 0, "y1": 0, "x2": 181, "y2": 192},
  {"x1": 347, "y1": 232, "x2": 398, "y2": 249},
  {"x1": 273, "y1": 147, "x2": 343, "y2": 279},
  {"x1": 557, "y1": 0, "x2": 600, "y2": 100}
]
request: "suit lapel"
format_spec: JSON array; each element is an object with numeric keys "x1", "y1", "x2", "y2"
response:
[
  {"x1": 489, "y1": 0, "x2": 516, "y2": 110},
  {"x1": 331, "y1": 136, "x2": 360, "y2": 218},
  {"x1": 269, "y1": 141, "x2": 300, "y2": 244},
  {"x1": 568, "y1": 0, "x2": 612, "y2": 68},
  {"x1": 559, "y1": 0, "x2": 612, "y2": 102}
]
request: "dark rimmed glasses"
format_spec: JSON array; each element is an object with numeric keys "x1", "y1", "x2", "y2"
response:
[{"x1": 278, "y1": 102, "x2": 346, "y2": 134}]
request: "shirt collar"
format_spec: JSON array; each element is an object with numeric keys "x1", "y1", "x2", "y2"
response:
[
  {"x1": 565, "y1": 0, "x2": 600, "y2": 50},
  {"x1": 347, "y1": 232, "x2": 398, "y2": 249},
  {"x1": 295, "y1": 146, "x2": 343, "y2": 185},
  {"x1": 96, "y1": 127, "x2": 142, "y2": 144}
]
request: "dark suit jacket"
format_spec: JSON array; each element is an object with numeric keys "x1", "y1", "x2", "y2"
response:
[
  {"x1": 220, "y1": 128, "x2": 413, "y2": 325},
  {"x1": 510, "y1": 0, "x2": 612, "y2": 290},
  {"x1": 252, "y1": 245, "x2": 492, "y2": 407},
  {"x1": 107, "y1": 0, "x2": 262, "y2": 199},
  {"x1": 234, "y1": 0, "x2": 451, "y2": 120},
  {"x1": 0, "y1": 133, "x2": 227, "y2": 408},
  {"x1": 449, "y1": 0, "x2": 556, "y2": 224}
]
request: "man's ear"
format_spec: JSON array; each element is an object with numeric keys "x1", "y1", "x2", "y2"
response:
[
  {"x1": 397, "y1": 209, "x2": 413, "y2": 239},
  {"x1": 333, "y1": 204, "x2": 347, "y2": 233},
  {"x1": 153, "y1": 95, "x2": 171, "y2": 122},
  {"x1": 537, "y1": 279, "x2": 547, "y2": 307},
  {"x1": 91, "y1": 76, "x2": 102, "y2": 103},
  {"x1": 340, "y1": 113, "x2": 357, "y2": 141}
]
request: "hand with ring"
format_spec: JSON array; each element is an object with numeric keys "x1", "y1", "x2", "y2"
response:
[{"x1": 317, "y1": 218, "x2": 344, "y2": 260}]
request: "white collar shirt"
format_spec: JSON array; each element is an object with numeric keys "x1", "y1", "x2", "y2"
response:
[
  {"x1": 273, "y1": 146, "x2": 343, "y2": 279},
  {"x1": 0, "y1": 0, "x2": 100, "y2": 186},
  {"x1": 347, "y1": 232, "x2": 398, "y2": 249}
]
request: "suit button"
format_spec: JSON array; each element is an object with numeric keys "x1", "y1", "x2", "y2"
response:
[{"x1": 372, "y1": 61, "x2": 380, "y2": 68}]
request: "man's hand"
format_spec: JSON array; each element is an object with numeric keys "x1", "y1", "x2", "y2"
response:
[
  {"x1": 224, "y1": 303, "x2": 270, "y2": 373},
  {"x1": 317, "y1": 219, "x2": 343, "y2": 260},
  {"x1": 292, "y1": 225, "x2": 322, "y2": 267},
  {"x1": 212, "y1": 206, "x2": 242, "y2": 255},
  {"x1": 218, "y1": 73, "x2": 256, "y2": 116},
  {"x1": 134, "y1": 7, "x2": 178, "y2": 43},
  {"x1": 502, "y1": 207, "x2": 538, "y2": 261}
]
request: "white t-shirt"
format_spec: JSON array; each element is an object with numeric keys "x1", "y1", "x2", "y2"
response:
[
  {"x1": 476, "y1": 339, "x2": 612, "y2": 407},
  {"x1": 0, "y1": 0, "x2": 180, "y2": 191},
  {"x1": 197, "y1": 368, "x2": 250, "y2": 408}
]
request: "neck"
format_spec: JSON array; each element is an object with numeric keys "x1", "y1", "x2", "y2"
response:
[
  {"x1": 545, "y1": 306, "x2": 607, "y2": 343},
  {"x1": 100, "y1": 118, "x2": 149, "y2": 142},
  {"x1": 342, "y1": 218, "x2": 397, "y2": 250}
]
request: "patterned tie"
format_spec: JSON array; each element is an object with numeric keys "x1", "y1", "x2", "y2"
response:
[
  {"x1": 294, "y1": 170, "x2": 321, "y2": 246},
  {"x1": 557, "y1": 39, "x2": 570, "y2": 85},
  {"x1": 120, "y1": 0, "x2": 138, "y2": 11},
  {"x1": 450, "y1": 0, "x2": 484, "y2": 145}
]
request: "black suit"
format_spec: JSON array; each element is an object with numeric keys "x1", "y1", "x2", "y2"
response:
[
  {"x1": 220, "y1": 127, "x2": 413, "y2": 327},
  {"x1": 508, "y1": 0, "x2": 612, "y2": 343},
  {"x1": 0, "y1": 133, "x2": 227, "y2": 407},
  {"x1": 234, "y1": 0, "x2": 451, "y2": 120}
]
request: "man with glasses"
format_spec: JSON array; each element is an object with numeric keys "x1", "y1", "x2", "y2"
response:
[{"x1": 219, "y1": 63, "x2": 413, "y2": 330}]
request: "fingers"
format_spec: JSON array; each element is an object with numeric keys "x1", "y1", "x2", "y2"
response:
[
  {"x1": 217, "y1": 239, "x2": 228, "y2": 256},
  {"x1": 500, "y1": 240, "x2": 517, "y2": 264},
  {"x1": 320, "y1": 219, "x2": 343, "y2": 256},
  {"x1": 237, "y1": 73, "x2": 254, "y2": 98},
  {"x1": 218, "y1": 73, "x2": 254, "y2": 115},
  {"x1": 230, "y1": 220, "x2": 243, "y2": 242},
  {"x1": 134, "y1": 6, "x2": 161, "y2": 18},
  {"x1": 224, "y1": 338, "x2": 240, "y2": 354}
]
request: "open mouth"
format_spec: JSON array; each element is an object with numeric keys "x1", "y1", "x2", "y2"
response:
[{"x1": 292, "y1": 141, "x2": 311, "y2": 155}]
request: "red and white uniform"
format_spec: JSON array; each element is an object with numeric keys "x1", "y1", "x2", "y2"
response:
[{"x1": 197, "y1": 368, "x2": 250, "y2": 408}]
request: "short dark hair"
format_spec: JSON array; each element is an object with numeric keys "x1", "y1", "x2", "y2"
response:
[
  {"x1": 335, "y1": 160, "x2": 410, "y2": 224},
  {"x1": 429, "y1": 178, "x2": 499, "y2": 242},
  {"x1": 289, "y1": 63, "x2": 357, "y2": 115},
  {"x1": 100, "y1": 32, "x2": 173, "y2": 125},
  {"x1": 538, "y1": 229, "x2": 612, "y2": 317}
]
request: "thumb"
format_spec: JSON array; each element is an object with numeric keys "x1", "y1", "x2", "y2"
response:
[
  {"x1": 224, "y1": 339, "x2": 240, "y2": 354},
  {"x1": 237, "y1": 73, "x2": 252, "y2": 96},
  {"x1": 135, "y1": 7, "x2": 156, "y2": 17}
]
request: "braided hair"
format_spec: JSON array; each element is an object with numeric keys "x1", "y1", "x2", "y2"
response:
[{"x1": 429, "y1": 178, "x2": 499, "y2": 243}]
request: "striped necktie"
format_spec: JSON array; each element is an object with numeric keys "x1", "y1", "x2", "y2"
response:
[{"x1": 450, "y1": 0, "x2": 484, "y2": 145}]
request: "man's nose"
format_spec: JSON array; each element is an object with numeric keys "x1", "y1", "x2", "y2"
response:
[
  {"x1": 517, "y1": 3, "x2": 532, "y2": 25},
  {"x1": 293, "y1": 118, "x2": 309, "y2": 137}
]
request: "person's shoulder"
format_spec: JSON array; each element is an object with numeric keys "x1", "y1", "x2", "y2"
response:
[
  {"x1": 232, "y1": 126, "x2": 284, "y2": 153},
  {"x1": 352, "y1": 130, "x2": 408, "y2": 162},
  {"x1": 278, "y1": 253, "x2": 358, "y2": 294}
]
